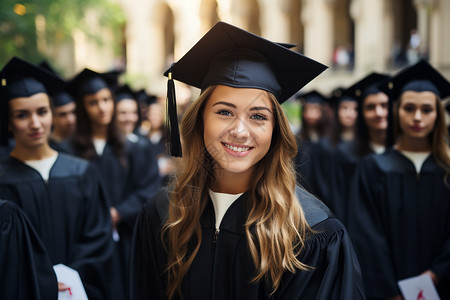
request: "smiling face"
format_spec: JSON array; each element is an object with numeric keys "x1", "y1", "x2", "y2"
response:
[
  {"x1": 9, "y1": 93, "x2": 52, "y2": 149},
  {"x1": 202, "y1": 85, "x2": 275, "y2": 177},
  {"x1": 398, "y1": 91, "x2": 437, "y2": 142},
  {"x1": 82, "y1": 88, "x2": 115, "y2": 126},
  {"x1": 116, "y1": 99, "x2": 139, "y2": 135}
]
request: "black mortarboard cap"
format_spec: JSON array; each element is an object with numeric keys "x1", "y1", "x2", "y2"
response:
[
  {"x1": 345, "y1": 72, "x2": 389, "y2": 103},
  {"x1": 296, "y1": 90, "x2": 327, "y2": 104},
  {"x1": 164, "y1": 21, "x2": 327, "y2": 156},
  {"x1": 114, "y1": 84, "x2": 136, "y2": 102},
  {"x1": 52, "y1": 91, "x2": 75, "y2": 107},
  {"x1": 39, "y1": 60, "x2": 57, "y2": 74},
  {"x1": 0, "y1": 56, "x2": 65, "y2": 145},
  {"x1": 378, "y1": 59, "x2": 450, "y2": 101},
  {"x1": 67, "y1": 68, "x2": 115, "y2": 100}
]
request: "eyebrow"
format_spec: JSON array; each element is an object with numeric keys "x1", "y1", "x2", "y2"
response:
[
  {"x1": 12, "y1": 106, "x2": 48, "y2": 113},
  {"x1": 212, "y1": 101, "x2": 272, "y2": 114}
]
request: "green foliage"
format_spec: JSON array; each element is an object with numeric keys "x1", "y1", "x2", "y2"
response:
[{"x1": 0, "y1": 0, "x2": 125, "y2": 67}]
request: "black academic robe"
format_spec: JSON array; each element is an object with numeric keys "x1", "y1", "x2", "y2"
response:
[
  {"x1": 308, "y1": 137, "x2": 336, "y2": 204},
  {"x1": 130, "y1": 186, "x2": 366, "y2": 300},
  {"x1": 326, "y1": 140, "x2": 377, "y2": 224},
  {"x1": 295, "y1": 139, "x2": 316, "y2": 193},
  {"x1": 60, "y1": 138, "x2": 161, "y2": 300},
  {"x1": 347, "y1": 148, "x2": 450, "y2": 299},
  {"x1": 0, "y1": 154, "x2": 113, "y2": 300},
  {"x1": 0, "y1": 200, "x2": 58, "y2": 300}
]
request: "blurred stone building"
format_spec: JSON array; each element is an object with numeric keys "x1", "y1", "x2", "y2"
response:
[{"x1": 56, "y1": 0, "x2": 450, "y2": 98}]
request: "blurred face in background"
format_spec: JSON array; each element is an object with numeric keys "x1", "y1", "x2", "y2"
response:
[
  {"x1": 83, "y1": 88, "x2": 115, "y2": 126},
  {"x1": 338, "y1": 100, "x2": 358, "y2": 128},
  {"x1": 116, "y1": 99, "x2": 139, "y2": 135},
  {"x1": 303, "y1": 102, "x2": 323, "y2": 127},
  {"x1": 147, "y1": 103, "x2": 164, "y2": 131},
  {"x1": 363, "y1": 92, "x2": 389, "y2": 132},
  {"x1": 52, "y1": 102, "x2": 76, "y2": 139}
]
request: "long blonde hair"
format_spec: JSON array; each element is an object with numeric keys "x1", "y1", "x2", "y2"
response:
[
  {"x1": 162, "y1": 86, "x2": 311, "y2": 299},
  {"x1": 394, "y1": 94, "x2": 450, "y2": 184}
]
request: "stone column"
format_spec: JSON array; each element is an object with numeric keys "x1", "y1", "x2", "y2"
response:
[
  {"x1": 428, "y1": 0, "x2": 450, "y2": 67},
  {"x1": 302, "y1": 0, "x2": 335, "y2": 66},
  {"x1": 413, "y1": 0, "x2": 432, "y2": 57},
  {"x1": 351, "y1": 0, "x2": 389, "y2": 72},
  {"x1": 259, "y1": 0, "x2": 291, "y2": 42}
]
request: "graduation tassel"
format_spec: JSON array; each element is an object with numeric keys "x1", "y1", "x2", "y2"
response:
[
  {"x1": 166, "y1": 67, "x2": 182, "y2": 157},
  {"x1": 0, "y1": 77, "x2": 9, "y2": 146}
]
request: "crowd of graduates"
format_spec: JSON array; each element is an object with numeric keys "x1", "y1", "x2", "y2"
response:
[{"x1": 0, "y1": 39, "x2": 450, "y2": 300}]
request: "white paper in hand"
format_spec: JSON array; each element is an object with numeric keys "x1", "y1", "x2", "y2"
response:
[
  {"x1": 53, "y1": 264, "x2": 89, "y2": 300},
  {"x1": 398, "y1": 273, "x2": 440, "y2": 300}
]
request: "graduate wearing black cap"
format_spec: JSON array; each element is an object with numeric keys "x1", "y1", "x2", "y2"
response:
[
  {"x1": 0, "y1": 200, "x2": 57, "y2": 300},
  {"x1": 293, "y1": 90, "x2": 331, "y2": 195},
  {"x1": 48, "y1": 91, "x2": 76, "y2": 149},
  {"x1": 324, "y1": 72, "x2": 389, "y2": 224},
  {"x1": 114, "y1": 84, "x2": 165, "y2": 183},
  {"x1": 347, "y1": 60, "x2": 450, "y2": 299},
  {"x1": 129, "y1": 21, "x2": 365, "y2": 300},
  {"x1": 0, "y1": 57, "x2": 113, "y2": 299},
  {"x1": 60, "y1": 68, "x2": 161, "y2": 300},
  {"x1": 37, "y1": 60, "x2": 78, "y2": 150},
  {"x1": 303, "y1": 87, "x2": 359, "y2": 212}
]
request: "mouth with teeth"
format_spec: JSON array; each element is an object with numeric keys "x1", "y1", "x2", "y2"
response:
[{"x1": 222, "y1": 142, "x2": 254, "y2": 156}]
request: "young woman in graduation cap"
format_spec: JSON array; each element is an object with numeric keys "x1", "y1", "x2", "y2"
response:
[
  {"x1": 326, "y1": 73, "x2": 389, "y2": 224},
  {"x1": 129, "y1": 22, "x2": 365, "y2": 300},
  {"x1": 347, "y1": 60, "x2": 450, "y2": 300},
  {"x1": 293, "y1": 90, "x2": 331, "y2": 195},
  {"x1": 0, "y1": 57, "x2": 113, "y2": 300},
  {"x1": 60, "y1": 69, "x2": 161, "y2": 300}
]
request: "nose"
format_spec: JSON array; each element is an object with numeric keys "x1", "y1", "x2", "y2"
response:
[
  {"x1": 68, "y1": 113, "x2": 76, "y2": 124},
  {"x1": 375, "y1": 105, "x2": 384, "y2": 116},
  {"x1": 230, "y1": 118, "x2": 250, "y2": 140},
  {"x1": 29, "y1": 113, "x2": 41, "y2": 129},
  {"x1": 98, "y1": 101, "x2": 106, "y2": 112},
  {"x1": 413, "y1": 109, "x2": 422, "y2": 121}
]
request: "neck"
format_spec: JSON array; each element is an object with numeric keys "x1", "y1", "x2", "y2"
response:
[
  {"x1": 92, "y1": 124, "x2": 108, "y2": 139},
  {"x1": 341, "y1": 127, "x2": 354, "y2": 141},
  {"x1": 368, "y1": 129, "x2": 386, "y2": 146},
  {"x1": 51, "y1": 131, "x2": 66, "y2": 142},
  {"x1": 395, "y1": 135, "x2": 431, "y2": 152},
  {"x1": 11, "y1": 143, "x2": 57, "y2": 161},
  {"x1": 210, "y1": 169, "x2": 252, "y2": 194}
]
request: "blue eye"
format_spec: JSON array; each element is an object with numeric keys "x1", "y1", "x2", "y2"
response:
[
  {"x1": 251, "y1": 114, "x2": 267, "y2": 121},
  {"x1": 216, "y1": 109, "x2": 232, "y2": 116}
]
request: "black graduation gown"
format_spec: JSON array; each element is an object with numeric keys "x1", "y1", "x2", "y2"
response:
[
  {"x1": 60, "y1": 138, "x2": 161, "y2": 299},
  {"x1": 0, "y1": 154, "x2": 113, "y2": 300},
  {"x1": 327, "y1": 140, "x2": 376, "y2": 224},
  {"x1": 295, "y1": 139, "x2": 316, "y2": 193},
  {"x1": 129, "y1": 186, "x2": 366, "y2": 300},
  {"x1": 309, "y1": 137, "x2": 335, "y2": 203},
  {"x1": 0, "y1": 200, "x2": 58, "y2": 300},
  {"x1": 347, "y1": 148, "x2": 450, "y2": 299}
]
